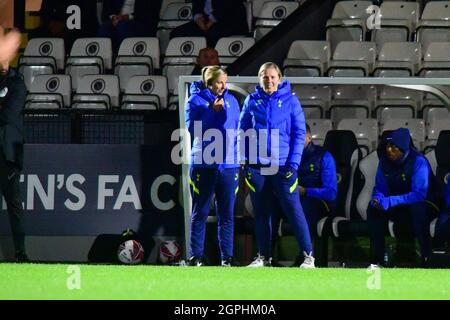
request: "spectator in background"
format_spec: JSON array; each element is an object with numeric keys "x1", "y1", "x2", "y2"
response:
[
  {"x1": 367, "y1": 128, "x2": 443, "y2": 268},
  {"x1": 0, "y1": 27, "x2": 28, "y2": 262},
  {"x1": 28, "y1": 0, "x2": 99, "y2": 52},
  {"x1": 170, "y1": 0, "x2": 248, "y2": 48},
  {"x1": 98, "y1": 0, "x2": 161, "y2": 53},
  {"x1": 192, "y1": 47, "x2": 220, "y2": 75}
]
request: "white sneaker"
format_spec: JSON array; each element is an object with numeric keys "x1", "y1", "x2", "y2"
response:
[
  {"x1": 367, "y1": 264, "x2": 381, "y2": 270},
  {"x1": 300, "y1": 251, "x2": 315, "y2": 269},
  {"x1": 247, "y1": 254, "x2": 272, "y2": 267}
]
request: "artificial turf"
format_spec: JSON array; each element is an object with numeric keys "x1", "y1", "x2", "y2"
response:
[{"x1": 0, "y1": 263, "x2": 449, "y2": 300}]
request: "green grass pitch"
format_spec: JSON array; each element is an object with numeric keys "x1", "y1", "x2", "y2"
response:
[{"x1": 0, "y1": 263, "x2": 449, "y2": 300}]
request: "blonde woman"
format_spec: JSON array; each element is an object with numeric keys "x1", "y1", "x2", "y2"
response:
[
  {"x1": 185, "y1": 66, "x2": 241, "y2": 266},
  {"x1": 239, "y1": 62, "x2": 314, "y2": 268}
]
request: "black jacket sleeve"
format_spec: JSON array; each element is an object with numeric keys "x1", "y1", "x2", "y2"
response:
[
  {"x1": 0, "y1": 72, "x2": 26, "y2": 169},
  {"x1": 192, "y1": 0, "x2": 206, "y2": 16}
]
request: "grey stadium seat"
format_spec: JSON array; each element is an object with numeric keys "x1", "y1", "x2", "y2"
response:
[
  {"x1": 291, "y1": 84, "x2": 331, "y2": 119},
  {"x1": 283, "y1": 40, "x2": 331, "y2": 77},
  {"x1": 327, "y1": 41, "x2": 376, "y2": 77},
  {"x1": 26, "y1": 74, "x2": 71, "y2": 109},
  {"x1": 337, "y1": 118, "x2": 378, "y2": 155},
  {"x1": 371, "y1": 1, "x2": 420, "y2": 48},
  {"x1": 254, "y1": 1, "x2": 299, "y2": 41},
  {"x1": 163, "y1": 37, "x2": 207, "y2": 95},
  {"x1": 423, "y1": 107, "x2": 450, "y2": 126},
  {"x1": 375, "y1": 86, "x2": 420, "y2": 125},
  {"x1": 419, "y1": 42, "x2": 450, "y2": 78},
  {"x1": 307, "y1": 119, "x2": 333, "y2": 146},
  {"x1": 374, "y1": 42, "x2": 422, "y2": 77},
  {"x1": 115, "y1": 37, "x2": 161, "y2": 91},
  {"x1": 416, "y1": 1, "x2": 450, "y2": 51},
  {"x1": 157, "y1": 2, "x2": 192, "y2": 54},
  {"x1": 326, "y1": 1, "x2": 373, "y2": 52},
  {"x1": 329, "y1": 85, "x2": 374, "y2": 127},
  {"x1": 323, "y1": 130, "x2": 362, "y2": 240},
  {"x1": 66, "y1": 38, "x2": 113, "y2": 91},
  {"x1": 215, "y1": 37, "x2": 255, "y2": 66},
  {"x1": 19, "y1": 38, "x2": 65, "y2": 89},
  {"x1": 331, "y1": 150, "x2": 376, "y2": 239},
  {"x1": 72, "y1": 75, "x2": 120, "y2": 110},
  {"x1": 122, "y1": 75, "x2": 168, "y2": 110}
]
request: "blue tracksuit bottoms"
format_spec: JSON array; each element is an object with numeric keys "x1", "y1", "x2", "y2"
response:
[
  {"x1": 273, "y1": 197, "x2": 329, "y2": 239},
  {"x1": 189, "y1": 166, "x2": 239, "y2": 260},
  {"x1": 245, "y1": 166, "x2": 313, "y2": 257}
]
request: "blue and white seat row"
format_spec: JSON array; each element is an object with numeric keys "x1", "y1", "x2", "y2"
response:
[{"x1": 19, "y1": 36, "x2": 255, "y2": 94}]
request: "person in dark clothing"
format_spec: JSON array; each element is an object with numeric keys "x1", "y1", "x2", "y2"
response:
[
  {"x1": 298, "y1": 124, "x2": 337, "y2": 238},
  {"x1": 28, "y1": 0, "x2": 99, "y2": 52},
  {"x1": 99, "y1": 0, "x2": 161, "y2": 52},
  {"x1": 367, "y1": 128, "x2": 443, "y2": 267},
  {"x1": 0, "y1": 28, "x2": 28, "y2": 262},
  {"x1": 191, "y1": 47, "x2": 220, "y2": 75},
  {"x1": 170, "y1": 0, "x2": 248, "y2": 48},
  {"x1": 435, "y1": 181, "x2": 450, "y2": 247}
]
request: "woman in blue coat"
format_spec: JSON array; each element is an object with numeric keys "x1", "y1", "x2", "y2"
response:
[
  {"x1": 185, "y1": 66, "x2": 241, "y2": 266},
  {"x1": 238, "y1": 62, "x2": 314, "y2": 268}
]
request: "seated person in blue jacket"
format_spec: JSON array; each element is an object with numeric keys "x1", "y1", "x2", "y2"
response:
[
  {"x1": 185, "y1": 66, "x2": 241, "y2": 266},
  {"x1": 368, "y1": 128, "x2": 442, "y2": 267},
  {"x1": 435, "y1": 180, "x2": 450, "y2": 248},
  {"x1": 298, "y1": 123, "x2": 337, "y2": 238}
]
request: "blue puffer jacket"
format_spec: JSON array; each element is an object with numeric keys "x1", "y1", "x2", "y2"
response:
[
  {"x1": 185, "y1": 80, "x2": 240, "y2": 169},
  {"x1": 238, "y1": 80, "x2": 306, "y2": 171},
  {"x1": 373, "y1": 128, "x2": 442, "y2": 209}
]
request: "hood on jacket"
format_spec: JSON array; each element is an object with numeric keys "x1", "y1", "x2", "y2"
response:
[
  {"x1": 378, "y1": 128, "x2": 413, "y2": 165},
  {"x1": 386, "y1": 128, "x2": 411, "y2": 153},
  {"x1": 189, "y1": 80, "x2": 205, "y2": 96}
]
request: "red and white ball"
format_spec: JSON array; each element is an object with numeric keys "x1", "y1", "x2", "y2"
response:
[
  {"x1": 117, "y1": 240, "x2": 145, "y2": 264},
  {"x1": 159, "y1": 240, "x2": 182, "y2": 264}
]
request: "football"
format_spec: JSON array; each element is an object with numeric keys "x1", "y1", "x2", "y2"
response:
[
  {"x1": 117, "y1": 240, "x2": 145, "y2": 264},
  {"x1": 159, "y1": 240, "x2": 182, "y2": 264}
]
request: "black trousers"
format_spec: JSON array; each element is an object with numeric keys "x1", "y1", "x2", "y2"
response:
[
  {"x1": 0, "y1": 152, "x2": 25, "y2": 252},
  {"x1": 367, "y1": 202, "x2": 437, "y2": 265}
]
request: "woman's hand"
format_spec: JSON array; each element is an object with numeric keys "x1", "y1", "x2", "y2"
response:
[
  {"x1": 0, "y1": 27, "x2": 21, "y2": 71},
  {"x1": 212, "y1": 96, "x2": 224, "y2": 112}
]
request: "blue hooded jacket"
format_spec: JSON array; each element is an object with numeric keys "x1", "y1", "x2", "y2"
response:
[
  {"x1": 238, "y1": 80, "x2": 306, "y2": 171},
  {"x1": 298, "y1": 142, "x2": 337, "y2": 206},
  {"x1": 185, "y1": 80, "x2": 240, "y2": 169},
  {"x1": 373, "y1": 128, "x2": 441, "y2": 210}
]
